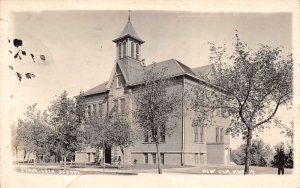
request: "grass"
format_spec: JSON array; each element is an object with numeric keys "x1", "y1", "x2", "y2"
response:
[{"x1": 14, "y1": 163, "x2": 293, "y2": 175}]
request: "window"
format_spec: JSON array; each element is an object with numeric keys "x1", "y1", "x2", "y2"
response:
[
  {"x1": 199, "y1": 127, "x2": 204, "y2": 142},
  {"x1": 152, "y1": 153, "x2": 156, "y2": 164},
  {"x1": 160, "y1": 127, "x2": 165, "y2": 143},
  {"x1": 120, "y1": 98, "x2": 125, "y2": 115},
  {"x1": 136, "y1": 44, "x2": 139, "y2": 59},
  {"x1": 131, "y1": 41, "x2": 134, "y2": 58},
  {"x1": 123, "y1": 42, "x2": 126, "y2": 57},
  {"x1": 216, "y1": 127, "x2": 224, "y2": 143},
  {"x1": 144, "y1": 153, "x2": 148, "y2": 164},
  {"x1": 216, "y1": 127, "x2": 219, "y2": 143},
  {"x1": 200, "y1": 153, "x2": 204, "y2": 164},
  {"x1": 160, "y1": 153, "x2": 164, "y2": 165},
  {"x1": 113, "y1": 99, "x2": 118, "y2": 114},
  {"x1": 87, "y1": 153, "x2": 91, "y2": 162},
  {"x1": 220, "y1": 128, "x2": 224, "y2": 143},
  {"x1": 118, "y1": 43, "x2": 121, "y2": 59},
  {"x1": 93, "y1": 104, "x2": 96, "y2": 115},
  {"x1": 195, "y1": 126, "x2": 204, "y2": 143},
  {"x1": 144, "y1": 132, "x2": 149, "y2": 142},
  {"x1": 98, "y1": 103, "x2": 103, "y2": 116},
  {"x1": 194, "y1": 127, "x2": 198, "y2": 142},
  {"x1": 87, "y1": 105, "x2": 91, "y2": 117},
  {"x1": 116, "y1": 75, "x2": 122, "y2": 88}
]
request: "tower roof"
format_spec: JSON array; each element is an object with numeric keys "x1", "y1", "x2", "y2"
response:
[{"x1": 113, "y1": 16, "x2": 144, "y2": 43}]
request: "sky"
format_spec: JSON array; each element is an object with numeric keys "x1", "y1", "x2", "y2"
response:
[{"x1": 3, "y1": 10, "x2": 293, "y2": 149}]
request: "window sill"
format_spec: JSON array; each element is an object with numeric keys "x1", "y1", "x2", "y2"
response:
[
  {"x1": 194, "y1": 142, "x2": 205, "y2": 144},
  {"x1": 142, "y1": 141, "x2": 166, "y2": 144}
]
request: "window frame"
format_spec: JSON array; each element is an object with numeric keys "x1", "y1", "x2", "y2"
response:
[
  {"x1": 120, "y1": 98, "x2": 125, "y2": 115},
  {"x1": 160, "y1": 153, "x2": 164, "y2": 165},
  {"x1": 151, "y1": 153, "x2": 156, "y2": 164},
  {"x1": 131, "y1": 41, "x2": 134, "y2": 58},
  {"x1": 216, "y1": 127, "x2": 220, "y2": 143},
  {"x1": 144, "y1": 153, "x2": 148, "y2": 164},
  {"x1": 123, "y1": 41, "x2": 126, "y2": 57},
  {"x1": 136, "y1": 43, "x2": 139, "y2": 59},
  {"x1": 116, "y1": 75, "x2": 122, "y2": 88},
  {"x1": 118, "y1": 43, "x2": 122, "y2": 59}
]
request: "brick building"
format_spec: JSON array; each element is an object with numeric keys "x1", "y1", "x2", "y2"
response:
[{"x1": 75, "y1": 15, "x2": 230, "y2": 166}]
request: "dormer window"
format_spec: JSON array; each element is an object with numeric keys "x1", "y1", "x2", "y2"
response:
[{"x1": 116, "y1": 75, "x2": 122, "y2": 88}]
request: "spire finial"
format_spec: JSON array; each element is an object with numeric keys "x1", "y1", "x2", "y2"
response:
[{"x1": 128, "y1": 10, "x2": 131, "y2": 22}]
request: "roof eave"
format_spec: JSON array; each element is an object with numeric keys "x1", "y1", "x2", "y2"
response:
[
  {"x1": 83, "y1": 90, "x2": 109, "y2": 97},
  {"x1": 112, "y1": 34, "x2": 145, "y2": 44}
]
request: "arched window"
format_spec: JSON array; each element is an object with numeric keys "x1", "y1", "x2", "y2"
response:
[
  {"x1": 136, "y1": 44, "x2": 139, "y2": 59},
  {"x1": 131, "y1": 42, "x2": 134, "y2": 58},
  {"x1": 123, "y1": 42, "x2": 126, "y2": 57},
  {"x1": 118, "y1": 43, "x2": 121, "y2": 59}
]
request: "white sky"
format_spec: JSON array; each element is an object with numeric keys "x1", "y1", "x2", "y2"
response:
[{"x1": 4, "y1": 10, "x2": 293, "y2": 149}]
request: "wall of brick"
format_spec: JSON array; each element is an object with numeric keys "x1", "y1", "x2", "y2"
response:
[
  {"x1": 130, "y1": 78, "x2": 184, "y2": 154},
  {"x1": 206, "y1": 143, "x2": 230, "y2": 164}
]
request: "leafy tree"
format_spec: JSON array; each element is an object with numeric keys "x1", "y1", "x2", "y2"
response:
[
  {"x1": 271, "y1": 142, "x2": 293, "y2": 168},
  {"x1": 133, "y1": 63, "x2": 181, "y2": 174},
  {"x1": 11, "y1": 124, "x2": 21, "y2": 161},
  {"x1": 107, "y1": 117, "x2": 136, "y2": 168},
  {"x1": 231, "y1": 139, "x2": 273, "y2": 166},
  {"x1": 85, "y1": 113, "x2": 111, "y2": 169},
  {"x1": 13, "y1": 104, "x2": 52, "y2": 163},
  {"x1": 48, "y1": 91, "x2": 85, "y2": 168},
  {"x1": 193, "y1": 33, "x2": 293, "y2": 174}
]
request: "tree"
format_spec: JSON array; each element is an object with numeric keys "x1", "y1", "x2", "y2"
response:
[
  {"x1": 13, "y1": 104, "x2": 52, "y2": 164},
  {"x1": 107, "y1": 117, "x2": 136, "y2": 168},
  {"x1": 272, "y1": 142, "x2": 293, "y2": 168},
  {"x1": 48, "y1": 91, "x2": 85, "y2": 169},
  {"x1": 133, "y1": 63, "x2": 181, "y2": 174},
  {"x1": 11, "y1": 124, "x2": 21, "y2": 162},
  {"x1": 85, "y1": 113, "x2": 111, "y2": 170},
  {"x1": 192, "y1": 33, "x2": 293, "y2": 174},
  {"x1": 231, "y1": 139, "x2": 273, "y2": 167}
]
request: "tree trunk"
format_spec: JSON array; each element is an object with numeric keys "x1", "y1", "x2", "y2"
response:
[
  {"x1": 103, "y1": 142, "x2": 105, "y2": 173},
  {"x1": 34, "y1": 153, "x2": 36, "y2": 167},
  {"x1": 244, "y1": 127, "x2": 253, "y2": 174},
  {"x1": 27, "y1": 152, "x2": 30, "y2": 164},
  {"x1": 120, "y1": 147, "x2": 125, "y2": 168},
  {"x1": 23, "y1": 150, "x2": 27, "y2": 163},
  {"x1": 64, "y1": 156, "x2": 67, "y2": 171},
  {"x1": 15, "y1": 147, "x2": 19, "y2": 164},
  {"x1": 95, "y1": 147, "x2": 100, "y2": 166},
  {"x1": 155, "y1": 142, "x2": 162, "y2": 174}
]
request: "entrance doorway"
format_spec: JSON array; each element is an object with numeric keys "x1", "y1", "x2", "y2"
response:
[{"x1": 105, "y1": 147, "x2": 111, "y2": 164}]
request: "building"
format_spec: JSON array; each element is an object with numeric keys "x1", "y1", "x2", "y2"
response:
[{"x1": 75, "y1": 14, "x2": 230, "y2": 166}]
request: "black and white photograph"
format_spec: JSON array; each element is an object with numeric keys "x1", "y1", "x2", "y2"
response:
[{"x1": 0, "y1": 1, "x2": 299, "y2": 188}]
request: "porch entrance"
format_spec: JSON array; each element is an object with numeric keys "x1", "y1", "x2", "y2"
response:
[{"x1": 105, "y1": 147, "x2": 111, "y2": 164}]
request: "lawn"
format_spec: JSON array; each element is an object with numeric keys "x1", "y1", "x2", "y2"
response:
[{"x1": 14, "y1": 163, "x2": 293, "y2": 175}]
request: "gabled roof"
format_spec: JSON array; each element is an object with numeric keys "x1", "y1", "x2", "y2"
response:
[
  {"x1": 192, "y1": 64, "x2": 213, "y2": 81},
  {"x1": 117, "y1": 58, "x2": 144, "y2": 85},
  {"x1": 83, "y1": 81, "x2": 108, "y2": 96},
  {"x1": 84, "y1": 59, "x2": 213, "y2": 96},
  {"x1": 112, "y1": 20, "x2": 144, "y2": 43},
  {"x1": 125, "y1": 59, "x2": 201, "y2": 86}
]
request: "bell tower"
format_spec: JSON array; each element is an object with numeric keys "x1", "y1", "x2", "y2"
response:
[{"x1": 112, "y1": 11, "x2": 145, "y2": 61}]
